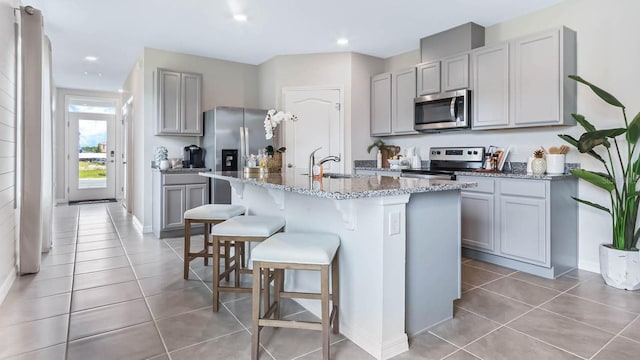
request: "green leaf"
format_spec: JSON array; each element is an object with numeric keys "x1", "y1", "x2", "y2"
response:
[
  {"x1": 626, "y1": 112, "x2": 640, "y2": 144},
  {"x1": 571, "y1": 168, "x2": 616, "y2": 192},
  {"x1": 632, "y1": 157, "x2": 640, "y2": 177},
  {"x1": 572, "y1": 114, "x2": 596, "y2": 132},
  {"x1": 277, "y1": 147, "x2": 286, "y2": 153},
  {"x1": 558, "y1": 134, "x2": 605, "y2": 164},
  {"x1": 569, "y1": 75, "x2": 626, "y2": 109},
  {"x1": 571, "y1": 196, "x2": 611, "y2": 213},
  {"x1": 577, "y1": 128, "x2": 626, "y2": 152}
]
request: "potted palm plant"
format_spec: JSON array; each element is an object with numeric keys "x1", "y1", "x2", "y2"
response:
[{"x1": 559, "y1": 75, "x2": 640, "y2": 290}]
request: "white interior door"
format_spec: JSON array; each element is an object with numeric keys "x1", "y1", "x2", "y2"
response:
[
  {"x1": 283, "y1": 88, "x2": 343, "y2": 173},
  {"x1": 67, "y1": 112, "x2": 117, "y2": 201}
]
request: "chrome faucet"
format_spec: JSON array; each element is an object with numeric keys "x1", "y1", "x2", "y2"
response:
[
  {"x1": 318, "y1": 154, "x2": 341, "y2": 166},
  {"x1": 309, "y1": 147, "x2": 323, "y2": 176}
]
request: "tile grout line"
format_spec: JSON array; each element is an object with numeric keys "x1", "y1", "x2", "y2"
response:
[
  {"x1": 587, "y1": 313, "x2": 640, "y2": 360},
  {"x1": 457, "y1": 278, "x2": 590, "y2": 360},
  {"x1": 64, "y1": 205, "x2": 80, "y2": 360},
  {"x1": 106, "y1": 205, "x2": 173, "y2": 360}
]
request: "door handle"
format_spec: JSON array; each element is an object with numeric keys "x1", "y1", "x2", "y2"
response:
[
  {"x1": 287, "y1": 163, "x2": 293, "y2": 168},
  {"x1": 450, "y1": 98, "x2": 456, "y2": 122},
  {"x1": 122, "y1": 162, "x2": 127, "y2": 164}
]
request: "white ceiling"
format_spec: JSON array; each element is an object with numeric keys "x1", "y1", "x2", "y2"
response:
[{"x1": 28, "y1": 0, "x2": 566, "y2": 93}]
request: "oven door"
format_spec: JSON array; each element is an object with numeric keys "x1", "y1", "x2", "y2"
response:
[{"x1": 414, "y1": 89, "x2": 470, "y2": 132}]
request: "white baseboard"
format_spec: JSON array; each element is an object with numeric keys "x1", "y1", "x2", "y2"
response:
[
  {"x1": 0, "y1": 269, "x2": 16, "y2": 305},
  {"x1": 579, "y1": 259, "x2": 601, "y2": 274},
  {"x1": 143, "y1": 225, "x2": 152, "y2": 233},
  {"x1": 132, "y1": 215, "x2": 143, "y2": 233}
]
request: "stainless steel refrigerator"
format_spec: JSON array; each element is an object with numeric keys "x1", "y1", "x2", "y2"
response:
[{"x1": 202, "y1": 107, "x2": 270, "y2": 204}]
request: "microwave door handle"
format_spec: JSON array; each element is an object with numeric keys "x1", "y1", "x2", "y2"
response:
[{"x1": 450, "y1": 98, "x2": 456, "y2": 122}]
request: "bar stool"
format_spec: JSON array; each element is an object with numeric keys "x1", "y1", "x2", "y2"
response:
[
  {"x1": 183, "y1": 204, "x2": 246, "y2": 280},
  {"x1": 250, "y1": 233, "x2": 340, "y2": 360},
  {"x1": 211, "y1": 215, "x2": 286, "y2": 311}
]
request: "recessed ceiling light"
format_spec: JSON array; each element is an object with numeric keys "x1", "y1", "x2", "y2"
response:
[
  {"x1": 84, "y1": 55, "x2": 98, "y2": 62},
  {"x1": 83, "y1": 71, "x2": 88, "y2": 75},
  {"x1": 98, "y1": 73, "x2": 102, "y2": 77},
  {"x1": 117, "y1": 89, "x2": 124, "y2": 93},
  {"x1": 337, "y1": 38, "x2": 349, "y2": 46},
  {"x1": 233, "y1": 14, "x2": 247, "y2": 22}
]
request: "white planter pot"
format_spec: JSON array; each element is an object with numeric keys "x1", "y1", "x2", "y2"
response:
[{"x1": 599, "y1": 244, "x2": 640, "y2": 290}]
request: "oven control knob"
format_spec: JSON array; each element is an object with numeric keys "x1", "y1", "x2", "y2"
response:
[
  {"x1": 436, "y1": 151, "x2": 441, "y2": 155},
  {"x1": 473, "y1": 151, "x2": 478, "y2": 155},
  {"x1": 467, "y1": 151, "x2": 472, "y2": 155}
]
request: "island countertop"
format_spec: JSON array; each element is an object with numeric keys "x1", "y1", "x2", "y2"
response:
[{"x1": 199, "y1": 170, "x2": 477, "y2": 200}]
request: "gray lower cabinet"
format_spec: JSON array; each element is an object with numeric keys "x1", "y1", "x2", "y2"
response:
[
  {"x1": 156, "y1": 68, "x2": 203, "y2": 136},
  {"x1": 459, "y1": 175, "x2": 577, "y2": 278},
  {"x1": 153, "y1": 171, "x2": 209, "y2": 238}
]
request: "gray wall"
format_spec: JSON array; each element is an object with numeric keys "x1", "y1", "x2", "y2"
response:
[{"x1": 0, "y1": 0, "x2": 18, "y2": 300}]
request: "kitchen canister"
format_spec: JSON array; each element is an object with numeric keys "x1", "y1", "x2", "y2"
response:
[
  {"x1": 159, "y1": 159, "x2": 170, "y2": 170},
  {"x1": 546, "y1": 154, "x2": 565, "y2": 174}
]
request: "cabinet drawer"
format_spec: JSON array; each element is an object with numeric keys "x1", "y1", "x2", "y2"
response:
[
  {"x1": 500, "y1": 179, "x2": 546, "y2": 198},
  {"x1": 163, "y1": 174, "x2": 208, "y2": 185},
  {"x1": 459, "y1": 176, "x2": 494, "y2": 194}
]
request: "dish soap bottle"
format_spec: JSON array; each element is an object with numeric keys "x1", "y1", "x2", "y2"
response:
[{"x1": 376, "y1": 149, "x2": 382, "y2": 168}]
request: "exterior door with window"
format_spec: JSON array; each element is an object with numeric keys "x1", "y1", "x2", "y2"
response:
[{"x1": 67, "y1": 108, "x2": 117, "y2": 201}]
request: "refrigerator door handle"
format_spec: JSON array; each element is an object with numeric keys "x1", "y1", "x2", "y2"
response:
[
  {"x1": 240, "y1": 126, "x2": 246, "y2": 168},
  {"x1": 244, "y1": 127, "x2": 250, "y2": 160}
]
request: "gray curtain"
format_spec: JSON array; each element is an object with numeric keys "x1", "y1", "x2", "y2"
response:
[{"x1": 19, "y1": 6, "x2": 51, "y2": 274}]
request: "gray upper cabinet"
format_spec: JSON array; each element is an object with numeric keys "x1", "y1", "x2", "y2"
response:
[
  {"x1": 512, "y1": 27, "x2": 576, "y2": 127},
  {"x1": 416, "y1": 60, "x2": 441, "y2": 96},
  {"x1": 472, "y1": 27, "x2": 576, "y2": 130},
  {"x1": 391, "y1": 67, "x2": 418, "y2": 134},
  {"x1": 472, "y1": 43, "x2": 510, "y2": 129},
  {"x1": 442, "y1": 54, "x2": 469, "y2": 91},
  {"x1": 371, "y1": 73, "x2": 392, "y2": 136},
  {"x1": 156, "y1": 68, "x2": 203, "y2": 136}
]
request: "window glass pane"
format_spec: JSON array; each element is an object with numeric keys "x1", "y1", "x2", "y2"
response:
[
  {"x1": 78, "y1": 119, "x2": 107, "y2": 189},
  {"x1": 68, "y1": 104, "x2": 115, "y2": 114}
]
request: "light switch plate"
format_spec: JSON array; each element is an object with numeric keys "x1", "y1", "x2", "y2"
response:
[{"x1": 389, "y1": 211, "x2": 401, "y2": 235}]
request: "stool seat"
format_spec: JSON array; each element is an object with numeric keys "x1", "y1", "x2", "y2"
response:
[
  {"x1": 212, "y1": 216, "x2": 285, "y2": 237},
  {"x1": 184, "y1": 204, "x2": 246, "y2": 221},
  {"x1": 252, "y1": 233, "x2": 340, "y2": 265}
]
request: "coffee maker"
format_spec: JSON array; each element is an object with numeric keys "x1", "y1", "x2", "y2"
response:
[{"x1": 183, "y1": 145, "x2": 205, "y2": 168}]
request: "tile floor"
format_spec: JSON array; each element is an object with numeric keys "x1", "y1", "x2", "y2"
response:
[{"x1": 0, "y1": 203, "x2": 639, "y2": 359}]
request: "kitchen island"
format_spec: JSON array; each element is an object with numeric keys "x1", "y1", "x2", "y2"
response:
[{"x1": 200, "y1": 170, "x2": 476, "y2": 360}]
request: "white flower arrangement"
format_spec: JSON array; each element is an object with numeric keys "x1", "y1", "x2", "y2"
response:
[{"x1": 264, "y1": 109, "x2": 298, "y2": 140}]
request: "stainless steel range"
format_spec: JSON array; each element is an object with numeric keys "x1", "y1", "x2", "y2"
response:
[{"x1": 401, "y1": 146, "x2": 485, "y2": 180}]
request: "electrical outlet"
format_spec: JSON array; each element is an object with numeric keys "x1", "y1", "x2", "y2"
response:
[{"x1": 389, "y1": 211, "x2": 400, "y2": 235}]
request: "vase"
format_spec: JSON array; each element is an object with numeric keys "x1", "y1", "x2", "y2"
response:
[
  {"x1": 531, "y1": 158, "x2": 546, "y2": 175},
  {"x1": 599, "y1": 244, "x2": 640, "y2": 290},
  {"x1": 268, "y1": 152, "x2": 282, "y2": 173}
]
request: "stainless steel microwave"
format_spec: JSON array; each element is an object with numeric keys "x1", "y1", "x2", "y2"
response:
[{"x1": 414, "y1": 89, "x2": 470, "y2": 132}]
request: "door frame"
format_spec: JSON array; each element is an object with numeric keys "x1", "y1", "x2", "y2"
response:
[
  {"x1": 64, "y1": 94, "x2": 122, "y2": 202},
  {"x1": 122, "y1": 96, "x2": 134, "y2": 212},
  {"x1": 281, "y1": 85, "x2": 345, "y2": 173}
]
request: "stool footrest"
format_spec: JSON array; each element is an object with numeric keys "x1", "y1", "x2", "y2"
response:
[
  {"x1": 218, "y1": 286, "x2": 252, "y2": 293},
  {"x1": 279, "y1": 291, "x2": 321, "y2": 300},
  {"x1": 258, "y1": 319, "x2": 322, "y2": 331},
  {"x1": 263, "y1": 302, "x2": 278, "y2": 319}
]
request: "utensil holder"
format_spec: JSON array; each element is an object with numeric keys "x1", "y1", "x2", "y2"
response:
[{"x1": 546, "y1": 154, "x2": 565, "y2": 174}]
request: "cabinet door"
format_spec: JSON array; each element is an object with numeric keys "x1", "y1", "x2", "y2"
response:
[
  {"x1": 461, "y1": 192, "x2": 495, "y2": 252},
  {"x1": 442, "y1": 54, "x2": 469, "y2": 91},
  {"x1": 512, "y1": 29, "x2": 560, "y2": 126},
  {"x1": 472, "y1": 43, "x2": 510, "y2": 129},
  {"x1": 181, "y1": 72, "x2": 203, "y2": 135},
  {"x1": 499, "y1": 195, "x2": 547, "y2": 265},
  {"x1": 163, "y1": 185, "x2": 185, "y2": 230},
  {"x1": 391, "y1": 67, "x2": 417, "y2": 134},
  {"x1": 416, "y1": 61, "x2": 441, "y2": 96},
  {"x1": 157, "y1": 69, "x2": 181, "y2": 134},
  {"x1": 185, "y1": 184, "x2": 208, "y2": 211},
  {"x1": 371, "y1": 73, "x2": 392, "y2": 136}
]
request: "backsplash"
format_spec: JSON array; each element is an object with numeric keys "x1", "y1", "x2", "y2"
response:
[{"x1": 354, "y1": 160, "x2": 580, "y2": 174}]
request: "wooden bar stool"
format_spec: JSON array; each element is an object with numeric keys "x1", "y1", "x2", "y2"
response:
[
  {"x1": 183, "y1": 204, "x2": 246, "y2": 280},
  {"x1": 250, "y1": 233, "x2": 340, "y2": 360},
  {"x1": 211, "y1": 215, "x2": 285, "y2": 311}
]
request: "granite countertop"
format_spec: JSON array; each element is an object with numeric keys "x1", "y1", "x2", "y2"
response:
[
  {"x1": 454, "y1": 170, "x2": 574, "y2": 180},
  {"x1": 353, "y1": 167, "x2": 404, "y2": 172},
  {"x1": 153, "y1": 167, "x2": 210, "y2": 174},
  {"x1": 199, "y1": 170, "x2": 477, "y2": 200}
]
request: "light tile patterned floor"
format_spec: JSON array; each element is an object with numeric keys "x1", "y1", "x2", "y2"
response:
[{"x1": 0, "y1": 203, "x2": 639, "y2": 359}]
